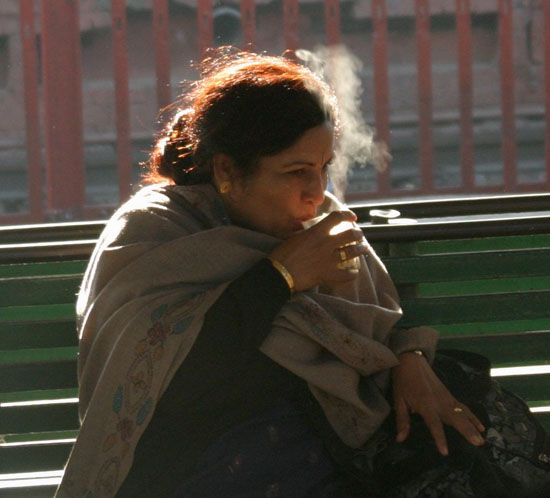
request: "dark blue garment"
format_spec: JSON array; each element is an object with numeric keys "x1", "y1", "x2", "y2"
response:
[{"x1": 172, "y1": 399, "x2": 362, "y2": 498}]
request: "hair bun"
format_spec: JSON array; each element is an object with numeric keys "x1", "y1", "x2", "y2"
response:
[{"x1": 152, "y1": 109, "x2": 198, "y2": 184}]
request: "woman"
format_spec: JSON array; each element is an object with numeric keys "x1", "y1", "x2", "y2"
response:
[{"x1": 55, "y1": 49, "x2": 549, "y2": 498}]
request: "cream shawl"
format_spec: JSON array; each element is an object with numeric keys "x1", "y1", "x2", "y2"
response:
[{"x1": 54, "y1": 183, "x2": 438, "y2": 498}]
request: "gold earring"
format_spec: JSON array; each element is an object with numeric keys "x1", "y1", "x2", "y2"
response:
[{"x1": 219, "y1": 181, "x2": 231, "y2": 194}]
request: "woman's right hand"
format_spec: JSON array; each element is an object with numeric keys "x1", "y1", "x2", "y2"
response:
[{"x1": 268, "y1": 210, "x2": 368, "y2": 292}]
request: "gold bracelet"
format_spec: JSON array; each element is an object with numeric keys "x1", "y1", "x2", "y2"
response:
[{"x1": 268, "y1": 258, "x2": 295, "y2": 294}]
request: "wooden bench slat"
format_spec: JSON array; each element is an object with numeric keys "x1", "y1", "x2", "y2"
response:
[
  {"x1": 0, "y1": 240, "x2": 95, "y2": 264},
  {"x1": 0, "y1": 304, "x2": 75, "y2": 323},
  {"x1": 0, "y1": 443, "x2": 73, "y2": 474},
  {"x1": 0, "y1": 485, "x2": 59, "y2": 498},
  {"x1": 0, "y1": 276, "x2": 81, "y2": 307},
  {"x1": 0, "y1": 347, "x2": 78, "y2": 367},
  {"x1": 413, "y1": 233, "x2": 550, "y2": 254},
  {"x1": 386, "y1": 248, "x2": 550, "y2": 284},
  {"x1": 438, "y1": 331, "x2": 550, "y2": 366},
  {"x1": 0, "y1": 220, "x2": 104, "y2": 244},
  {"x1": 0, "y1": 388, "x2": 78, "y2": 404},
  {"x1": 0, "y1": 321, "x2": 77, "y2": 350},
  {"x1": 0, "y1": 260, "x2": 87, "y2": 279},
  {"x1": 415, "y1": 276, "x2": 550, "y2": 298},
  {"x1": 0, "y1": 404, "x2": 79, "y2": 434},
  {"x1": 0, "y1": 361, "x2": 77, "y2": 393},
  {"x1": 497, "y1": 374, "x2": 550, "y2": 403},
  {"x1": 1, "y1": 429, "x2": 78, "y2": 445},
  {"x1": 400, "y1": 291, "x2": 550, "y2": 327},
  {"x1": 433, "y1": 318, "x2": 550, "y2": 337}
]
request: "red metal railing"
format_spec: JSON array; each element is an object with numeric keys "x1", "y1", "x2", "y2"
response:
[
  {"x1": 544, "y1": 0, "x2": 550, "y2": 186},
  {"x1": 456, "y1": 0, "x2": 474, "y2": 191},
  {"x1": 4, "y1": 0, "x2": 550, "y2": 225},
  {"x1": 18, "y1": 0, "x2": 42, "y2": 222},
  {"x1": 112, "y1": 0, "x2": 132, "y2": 203}
]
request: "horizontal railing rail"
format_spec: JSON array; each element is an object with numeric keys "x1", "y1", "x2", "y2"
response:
[{"x1": 0, "y1": 193, "x2": 548, "y2": 263}]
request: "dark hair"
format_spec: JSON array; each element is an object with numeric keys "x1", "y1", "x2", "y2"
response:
[{"x1": 144, "y1": 48, "x2": 338, "y2": 185}]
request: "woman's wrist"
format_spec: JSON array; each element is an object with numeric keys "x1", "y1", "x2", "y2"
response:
[{"x1": 268, "y1": 257, "x2": 295, "y2": 294}]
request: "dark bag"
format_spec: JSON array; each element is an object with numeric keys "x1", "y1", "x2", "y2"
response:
[{"x1": 318, "y1": 350, "x2": 550, "y2": 498}]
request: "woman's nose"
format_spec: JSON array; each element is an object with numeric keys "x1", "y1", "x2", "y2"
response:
[{"x1": 302, "y1": 172, "x2": 326, "y2": 205}]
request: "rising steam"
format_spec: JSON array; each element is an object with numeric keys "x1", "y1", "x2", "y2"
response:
[{"x1": 296, "y1": 46, "x2": 389, "y2": 200}]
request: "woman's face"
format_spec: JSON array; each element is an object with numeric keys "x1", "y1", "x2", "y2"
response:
[{"x1": 222, "y1": 122, "x2": 334, "y2": 239}]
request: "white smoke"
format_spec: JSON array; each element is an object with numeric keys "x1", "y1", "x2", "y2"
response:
[{"x1": 296, "y1": 46, "x2": 389, "y2": 200}]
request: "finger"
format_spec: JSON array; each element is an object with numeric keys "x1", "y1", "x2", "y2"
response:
[
  {"x1": 334, "y1": 242, "x2": 368, "y2": 262},
  {"x1": 318, "y1": 210, "x2": 357, "y2": 233},
  {"x1": 394, "y1": 398, "x2": 411, "y2": 443},
  {"x1": 332, "y1": 228, "x2": 365, "y2": 247},
  {"x1": 346, "y1": 242, "x2": 369, "y2": 258},
  {"x1": 446, "y1": 405, "x2": 485, "y2": 446},
  {"x1": 423, "y1": 413, "x2": 448, "y2": 456},
  {"x1": 330, "y1": 267, "x2": 362, "y2": 282},
  {"x1": 467, "y1": 409, "x2": 486, "y2": 433}
]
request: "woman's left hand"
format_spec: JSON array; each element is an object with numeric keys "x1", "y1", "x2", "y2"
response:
[{"x1": 391, "y1": 352, "x2": 486, "y2": 456}]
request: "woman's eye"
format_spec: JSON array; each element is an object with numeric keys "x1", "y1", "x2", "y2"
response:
[{"x1": 289, "y1": 169, "x2": 306, "y2": 176}]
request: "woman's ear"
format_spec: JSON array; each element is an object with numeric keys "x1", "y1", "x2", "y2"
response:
[{"x1": 212, "y1": 153, "x2": 236, "y2": 193}]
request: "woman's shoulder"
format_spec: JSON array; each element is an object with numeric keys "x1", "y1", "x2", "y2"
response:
[{"x1": 93, "y1": 183, "x2": 218, "y2": 252}]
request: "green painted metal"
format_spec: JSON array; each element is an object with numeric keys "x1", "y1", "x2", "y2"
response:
[
  {"x1": 433, "y1": 318, "x2": 550, "y2": 336},
  {"x1": 0, "y1": 276, "x2": 81, "y2": 307},
  {"x1": 0, "y1": 347, "x2": 78, "y2": 367},
  {"x1": 415, "y1": 276, "x2": 550, "y2": 298},
  {"x1": 0, "y1": 442, "x2": 72, "y2": 474},
  {"x1": 0, "y1": 361, "x2": 77, "y2": 393},
  {"x1": 498, "y1": 373, "x2": 550, "y2": 402},
  {"x1": 538, "y1": 413, "x2": 550, "y2": 432},
  {"x1": 0, "y1": 304, "x2": 75, "y2": 323},
  {"x1": 0, "y1": 402, "x2": 79, "y2": 434},
  {"x1": 527, "y1": 400, "x2": 550, "y2": 408},
  {"x1": 438, "y1": 331, "x2": 550, "y2": 365},
  {"x1": 0, "y1": 321, "x2": 77, "y2": 350},
  {"x1": 0, "y1": 388, "x2": 78, "y2": 404},
  {"x1": 384, "y1": 249, "x2": 550, "y2": 284},
  {"x1": 399, "y1": 291, "x2": 550, "y2": 328},
  {"x1": 0, "y1": 429, "x2": 79, "y2": 444},
  {"x1": 415, "y1": 234, "x2": 550, "y2": 254},
  {"x1": 0, "y1": 260, "x2": 87, "y2": 278}
]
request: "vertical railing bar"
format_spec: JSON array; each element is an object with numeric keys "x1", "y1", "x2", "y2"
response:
[
  {"x1": 197, "y1": 0, "x2": 213, "y2": 60},
  {"x1": 372, "y1": 0, "x2": 391, "y2": 196},
  {"x1": 111, "y1": 0, "x2": 132, "y2": 202},
  {"x1": 415, "y1": 0, "x2": 434, "y2": 192},
  {"x1": 40, "y1": 0, "x2": 85, "y2": 218},
  {"x1": 240, "y1": 0, "x2": 256, "y2": 50},
  {"x1": 283, "y1": 0, "x2": 300, "y2": 54},
  {"x1": 544, "y1": 0, "x2": 550, "y2": 186},
  {"x1": 498, "y1": 0, "x2": 517, "y2": 190},
  {"x1": 325, "y1": 0, "x2": 341, "y2": 45},
  {"x1": 456, "y1": 0, "x2": 475, "y2": 190},
  {"x1": 19, "y1": 0, "x2": 43, "y2": 221},
  {"x1": 153, "y1": 0, "x2": 171, "y2": 111}
]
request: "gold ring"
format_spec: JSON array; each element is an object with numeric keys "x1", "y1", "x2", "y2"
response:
[
  {"x1": 338, "y1": 248, "x2": 347, "y2": 262},
  {"x1": 453, "y1": 407, "x2": 464, "y2": 413}
]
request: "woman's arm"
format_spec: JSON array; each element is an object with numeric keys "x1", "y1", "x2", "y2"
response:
[{"x1": 117, "y1": 258, "x2": 294, "y2": 497}]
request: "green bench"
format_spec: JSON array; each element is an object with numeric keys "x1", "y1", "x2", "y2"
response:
[{"x1": 1, "y1": 196, "x2": 549, "y2": 497}]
